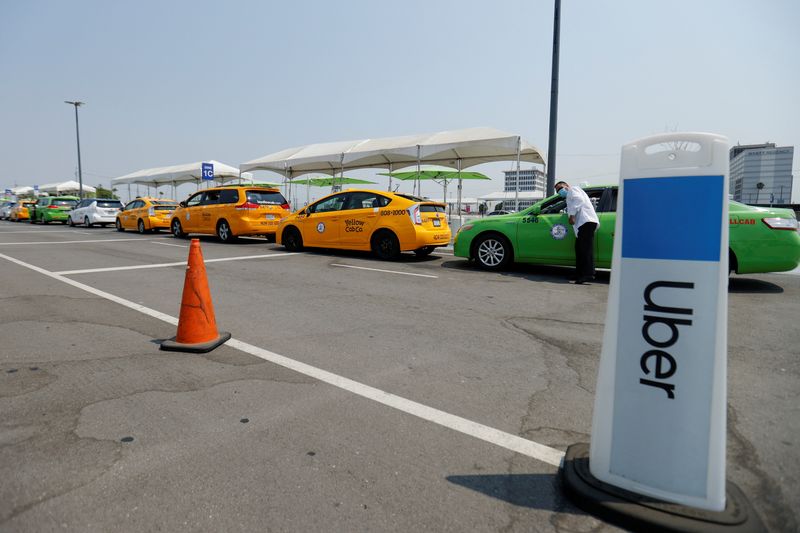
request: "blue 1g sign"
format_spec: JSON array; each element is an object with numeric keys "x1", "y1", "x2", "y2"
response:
[{"x1": 201, "y1": 162, "x2": 214, "y2": 181}]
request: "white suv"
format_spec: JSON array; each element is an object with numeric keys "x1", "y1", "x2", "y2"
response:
[{"x1": 68, "y1": 198, "x2": 124, "y2": 227}]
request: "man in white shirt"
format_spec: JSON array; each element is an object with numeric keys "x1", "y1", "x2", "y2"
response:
[{"x1": 555, "y1": 181, "x2": 599, "y2": 284}]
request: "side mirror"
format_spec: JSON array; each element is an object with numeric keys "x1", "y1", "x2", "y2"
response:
[
  {"x1": 179, "y1": 201, "x2": 187, "y2": 208},
  {"x1": 530, "y1": 206, "x2": 541, "y2": 215}
]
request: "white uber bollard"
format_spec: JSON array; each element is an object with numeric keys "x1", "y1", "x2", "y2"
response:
[{"x1": 560, "y1": 133, "x2": 764, "y2": 532}]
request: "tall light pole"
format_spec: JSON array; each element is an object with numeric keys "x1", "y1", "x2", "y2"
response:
[
  {"x1": 545, "y1": 0, "x2": 561, "y2": 197},
  {"x1": 64, "y1": 100, "x2": 85, "y2": 199}
]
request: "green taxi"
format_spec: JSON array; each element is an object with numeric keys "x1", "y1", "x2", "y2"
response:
[
  {"x1": 29, "y1": 196, "x2": 80, "y2": 224},
  {"x1": 453, "y1": 186, "x2": 800, "y2": 275}
]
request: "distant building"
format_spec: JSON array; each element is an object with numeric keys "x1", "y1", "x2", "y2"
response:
[
  {"x1": 503, "y1": 168, "x2": 545, "y2": 192},
  {"x1": 500, "y1": 168, "x2": 545, "y2": 209},
  {"x1": 729, "y1": 143, "x2": 794, "y2": 204}
]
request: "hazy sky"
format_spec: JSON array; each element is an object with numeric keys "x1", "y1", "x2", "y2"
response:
[{"x1": 1, "y1": 0, "x2": 798, "y2": 202}]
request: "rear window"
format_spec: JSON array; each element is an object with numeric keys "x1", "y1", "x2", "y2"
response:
[
  {"x1": 96, "y1": 200, "x2": 122, "y2": 208},
  {"x1": 154, "y1": 201, "x2": 178, "y2": 206},
  {"x1": 53, "y1": 199, "x2": 78, "y2": 207},
  {"x1": 395, "y1": 193, "x2": 426, "y2": 203},
  {"x1": 153, "y1": 204, "x2": 177, "y2": 211},
  {"x1": 246, "y1": 190, "x2": 286, "y2": 205},
  {"x1": 420, "y1": 205, "x2": 445, "y2": 213}
]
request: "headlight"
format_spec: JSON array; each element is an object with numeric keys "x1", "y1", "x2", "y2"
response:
[{"x1": 762, "y1": 217, "x2": 798, "y2": 230}]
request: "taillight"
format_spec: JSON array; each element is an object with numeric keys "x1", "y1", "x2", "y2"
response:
[
  {"x1": 235, "y1": 201, "x2": 259, "y2": 210},
  {"x1": 47, "y1": 205, "x2": 59, "y2": 209},
  {"x1": 148, "y1": 207, "x2": 155, "y2": 216},
  {"x1": 281, "y1": 202, "x2": 290, "y2": 210},
  {"x1": 407, "y1": 204, "x2": 422, "y2": 225},
  {"x1": 762, "y1": 217, "x2": 799, "y2": 230}
]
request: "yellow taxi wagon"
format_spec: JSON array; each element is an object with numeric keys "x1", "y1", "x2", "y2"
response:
[
  {"x1": 9, "y1": 200, "x2": 36, "y2": 222},
  {"x1": 171, "y1": 185, "x2": 290, "y2": 242},
  {"x1": 277, "y1": 189, "x2": 451, "y2": 260},
  {"x1": 116, "y1": 197, "x2": 179, "y2": 233}
]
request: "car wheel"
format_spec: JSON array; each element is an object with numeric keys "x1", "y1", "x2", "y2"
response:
[
  {"x1": 414, "y1": 246, "x2": 436, "y2": 257},
  {"x1": 115, "y1": 219, "x2": 124, "y2": 232},
  {"x1": 473, "y1": 233, "x2": 512, "y2": 271},
  {"x1": 282, "y1": 226, "x2": 303, "y2": 252},
  {"x1": 216, "y1": 219, "x2": 237, "y2": 243},
  {"x1": 84, "y1": 216, "x2": 92, "y2": 228},
  {"x1": 137, "y1": 219, "x2": 148, "y2": 234},
  {"x1": 372, "y1": 230, "x2": 401, "y2": 261},
  {"x1": 171, "y1": 219, "x2": 187, "y2": 238}
]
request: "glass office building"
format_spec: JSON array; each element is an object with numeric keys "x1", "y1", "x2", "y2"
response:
[{"x1": 729, "y1": 143, "x2": 794, "y2": 204}]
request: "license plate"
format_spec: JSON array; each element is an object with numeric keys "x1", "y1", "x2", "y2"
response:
[
  {"x1": 432, "y1": 219, "x2": 441, "y2": 227},
  {"x1": 266, "y1": 214, "x2": 275, "y2": 220}
]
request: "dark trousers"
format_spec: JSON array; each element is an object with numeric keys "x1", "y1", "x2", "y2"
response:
[{"x1": 574, "y1": 222, "x2": 597, "y2": 280}]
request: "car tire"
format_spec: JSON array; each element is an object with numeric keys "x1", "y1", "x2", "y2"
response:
[
  {"x1": 372, "y1": 230, "x2": 401, "y2": 261},
  {"x1": 473, "y1": 233, "x2": 513, "y2": 271},
  {"x1": 414, "y1": 246, "x2": 436, "y2": 257},
  {"x1": 115, "y1": 219, "x2": 124, "y2": 232},
  {"x1": 282, "y1": 226, "x2": 303, "y2": 252},
  {"x1": 84, "y1": 216, "x2": 92, "y2": 228},
  {"x1": 216, "y1": 219, "x2": 237, "y2": 243},
  {"x1": 171, "y1": 219, "x2": 187, "y2": 238},
  {"x1": 137, "y1": 219, "x2": 148, "y2": 234}
]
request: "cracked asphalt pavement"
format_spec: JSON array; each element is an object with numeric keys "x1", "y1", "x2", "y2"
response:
[{"x1": 0, "y1": 222, "x2": 798, "y2": 532}]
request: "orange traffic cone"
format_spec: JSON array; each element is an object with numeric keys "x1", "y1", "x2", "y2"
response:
[{"x1": 160, "y1": 239, "x2": 231, "y2": 353}]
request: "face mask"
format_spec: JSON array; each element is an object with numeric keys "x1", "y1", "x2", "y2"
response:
[{"x1": 558, "y1": 188, "x2": 568, "y2": 198}]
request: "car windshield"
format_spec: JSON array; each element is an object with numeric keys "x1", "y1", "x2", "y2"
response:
[
  {"x1": 246, "y1": 190, "x2": 286, "y2": 205},
  {"x1": 53, "y1": 200, "x2": 78, "y2": 206},
  {"x1": 96, "y1": 200, "x2": 122, "y2": 208}
]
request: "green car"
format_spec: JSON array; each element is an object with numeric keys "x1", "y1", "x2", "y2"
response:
[
  {"x1": 453, "y1": 186, "x2": 800, "y2": 275},
  {"x1": 29, "y1": 196, "x2": 79, "y2": 224}
]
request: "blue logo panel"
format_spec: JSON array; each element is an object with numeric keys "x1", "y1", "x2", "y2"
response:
[
  {"x1": 622, "y1": 175, "x2": 723, "y2": 262},
  {"x1": 201, "y1": 162, "x2": 214, "y2": 181}
]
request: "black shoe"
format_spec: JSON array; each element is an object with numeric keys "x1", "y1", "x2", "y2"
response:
[{"x1": 573, "y1": 277, "x2": 592, "y2": 285}]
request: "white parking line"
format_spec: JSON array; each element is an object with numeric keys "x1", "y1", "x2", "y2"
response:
[
  {"x1": 55, "y1": 252, "x2": 299, "y2": 275},
  {"x1": 331, "y1": 263, "x2": 438, "y2": 279},
  {"x1": 0, "y1": 238, "x2": 152, "y2": 246},
  {"x1": 0, "y1": 250, "x2": 564, "y2": 468},
  {"x1": 0, "y1": 230, "x2": 88, "y2": 234},
  {"x1": 151, "y1": 241, "x2": 188, "y2": 248}
]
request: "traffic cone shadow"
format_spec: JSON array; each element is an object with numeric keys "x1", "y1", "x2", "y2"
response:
[{"x1": 160, "y1": 239, "x2": 231, "y2": 353}]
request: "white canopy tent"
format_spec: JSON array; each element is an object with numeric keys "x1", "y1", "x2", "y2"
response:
[
  {"x1": 39, "y1": 181, "x2": 97, "y2": 195},
  {"x1": 111, "y1": 160, "x2": 253, "y2": 201},
  {"x1": 11, "y1": 186, "x2": 34, "y2": 196},
  {"x1": 241, "y1": 127, "x2": 546, "y2": 215}
]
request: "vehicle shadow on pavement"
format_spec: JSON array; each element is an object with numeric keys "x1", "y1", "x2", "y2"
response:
[
  {"x1": 727, "y1": 277, "x2": 784, "y2": 294},
  {"x1": 446, "y1": 473, "x2": 585, "y2": 515},
  {"x1": 440, "y1": 260, "x2": 611, "y2": 285},
  {"x1": 302, "y1": 247, "x2": 443, "y2": 264}
]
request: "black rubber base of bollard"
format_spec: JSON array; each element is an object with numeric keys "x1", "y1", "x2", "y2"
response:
[
  {"x1": 159, "y1": 332, "x2": 231, "y2": 354},
  {"x1": 560, "y1": 443, "x2": 765, "y2": 533}
]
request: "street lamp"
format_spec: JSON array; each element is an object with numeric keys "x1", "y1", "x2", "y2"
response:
[{"x1": 64, "y1": 100, "x2": 85, "y2": 199}]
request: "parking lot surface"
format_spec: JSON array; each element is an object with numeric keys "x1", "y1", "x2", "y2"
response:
[{"x1": 1, "y1": 221, "x2": 798, "y2": 532}]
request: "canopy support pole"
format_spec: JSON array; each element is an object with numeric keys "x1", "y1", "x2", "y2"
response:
[
  {"x1": 416, "y1": 145, "x2": 422, "y2": 196},
  {"x1": 515, "y1": 136, "x2": 521, "y2": 212},
  {"x1": 388, "y1": 163, "x2": 393, "y2": 192},
  {"x1": 443, "y1": 178, "x2": 448, "y2": 219},
  {"x1": 127, "y1": 184, "x2": 131, "y2": 203},
  {"x1": 457, "y1": 160, "x2": 463, "y2": 224}
]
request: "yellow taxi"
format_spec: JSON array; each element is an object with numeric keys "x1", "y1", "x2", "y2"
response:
[
  {"x1": 9, "y1": 200, "x2": 36, "y2": 222},
  {"x1": 170, "y1": 185, "x2": 290, "y2": 242},
  {"x1": 277, "y1": 189, "x2": 451, "y2": 259},
  {"x1": 116, "y1": 197, "x2": 179, "y2": 233}
]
